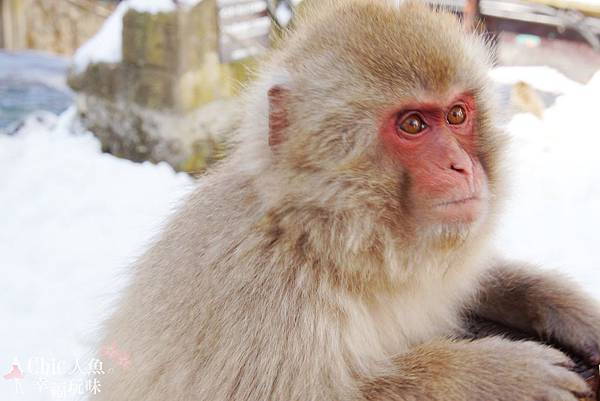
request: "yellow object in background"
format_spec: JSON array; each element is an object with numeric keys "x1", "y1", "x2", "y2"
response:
[{"x1": 527, "y1": 0, "x2": 600, "y2": 17}]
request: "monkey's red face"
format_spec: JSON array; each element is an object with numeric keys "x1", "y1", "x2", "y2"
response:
[{"x1": 380, "y1": 93, "x2": 488, "y2": 225}]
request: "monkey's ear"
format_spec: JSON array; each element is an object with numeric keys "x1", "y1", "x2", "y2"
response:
[{"x1": 268, "y1": 85, "x2": 290, "y2": 148}]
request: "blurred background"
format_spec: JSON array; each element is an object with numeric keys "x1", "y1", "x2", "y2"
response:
[{"x1": 1, "y1": 0, "x2": 599, "y2": 400}]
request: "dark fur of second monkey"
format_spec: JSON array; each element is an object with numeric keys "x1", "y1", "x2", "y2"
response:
[{"x1": 92, "y1": 1, "x2": 600, "y2": 401}]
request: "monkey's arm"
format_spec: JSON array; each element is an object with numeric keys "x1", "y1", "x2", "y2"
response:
[
  {"x1": 359, "y1": 337, "x2": 589, "y2": 401},
  {"x1": 470, "y1": 260, "x2": 600, "y2": 364}
]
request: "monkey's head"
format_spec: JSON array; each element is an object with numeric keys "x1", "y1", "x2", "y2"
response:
[{"x1": 238, "y1": 0, "x2": 506, "y2": 249}]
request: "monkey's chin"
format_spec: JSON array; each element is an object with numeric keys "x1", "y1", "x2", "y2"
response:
[{"x1": 416, "y1": 197, "x2": 488, "y2": 250}]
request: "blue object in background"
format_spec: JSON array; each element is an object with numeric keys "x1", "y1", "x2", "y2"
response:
[
  {"x1": 515, "y1": 34, "x2": 542, "y2": 48},
  {"x1": 0, "y1": 51, "x2": 73, "y2": 130}
]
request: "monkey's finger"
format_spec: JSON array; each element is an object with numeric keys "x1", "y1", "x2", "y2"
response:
[
  {"x1": 547, "y1": 366, "x2": 591, "y2": 396},
  {"x1": 535, "y1": 345, "x2": 575, "y2": 368},
  {"x1": 539, "y1": 388, "x2": 583, "y2": 401},
  {"x1": 553, "y1": 358, "x2": 576, "y2": 369}
]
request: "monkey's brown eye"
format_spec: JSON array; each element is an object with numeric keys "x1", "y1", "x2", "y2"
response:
[
  {"x1": 447, "y1": 105, "x2": 466, "y2": 125},
  {"x1": 397, "y1": 114, "x2": 426, "y2": 135}
]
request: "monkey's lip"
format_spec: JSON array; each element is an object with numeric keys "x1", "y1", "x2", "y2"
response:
[
  {"x1": 433, "y1": 196, "x2": 480, "y2": 208},
  {"x1": 431, "y1": 196, "x2": 483, "y2": 223}
]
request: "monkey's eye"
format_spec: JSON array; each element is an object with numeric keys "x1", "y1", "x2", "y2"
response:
[
  {"x1": 397, "y1": 113, "x2": 426, "y2": 135},
  {"x1": 447, "y1": 105, "x2": 466, "y2": 125}
]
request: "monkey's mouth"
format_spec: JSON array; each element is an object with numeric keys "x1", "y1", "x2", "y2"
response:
[
  {"x1": 434, "y1": 196, "x2": 480, "y2": 208},
  {"x1": 431, "y1": 196, "x2": 483, "y2": 223}
]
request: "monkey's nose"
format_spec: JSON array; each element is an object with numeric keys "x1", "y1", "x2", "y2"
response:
[
  {"x1": 448, "y1": 150, "x2": 474, "y2": 177},
  {"x1": 451, "y1": 163, "x2": 469, "y2": 175},
  {"x1": 448, "y1": 153, "x2": 476, "y2": 192}
]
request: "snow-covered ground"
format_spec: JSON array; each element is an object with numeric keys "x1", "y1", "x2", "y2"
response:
[
  {"x1": 1, "y1": 66, "x2": 599, "y2": 400},
  {"x1": 0, "y1": 109, "x2": 193, "y2": 400},
  {"x1": 492, "y1": 68, "x2": 600, "y2": 293}
]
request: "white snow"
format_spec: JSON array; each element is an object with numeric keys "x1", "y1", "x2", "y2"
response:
[
  {"x1": 0, "y1": 66, "x2": 599, "y2": 400},
  {"x1": 275, "y1": 2, "x2": 293, "y2": 27},
  {"x1": 72, "y1": 0, "x2": 202, "y2": 73},
  {"x1": 0, "y1": 108, "x2": 193, "y2": 400},
  {"x1": 489, "y1": 65, "x2": 583, "y2": 94},
  {"x1": 494, "y1": 70, "x2": 600, "y2": 296},
  {"x1": 129, "y1": 0, "x2": 202, "y2": 13},
  {"x1": 72, "y1": 2, "x2": 129, "y2": 74}
]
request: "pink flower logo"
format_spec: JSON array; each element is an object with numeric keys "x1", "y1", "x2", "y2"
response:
[{"x1": 3, "y1": 364, "x2": 24, "y2": 380}]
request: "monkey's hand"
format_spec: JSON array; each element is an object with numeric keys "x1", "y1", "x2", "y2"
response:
[
  {"x1": 474, "y1": 260, "x2": 600, "y2": 365},
  {"x1": 361, "y1": 337, "x2": 591, "y2": 401}
]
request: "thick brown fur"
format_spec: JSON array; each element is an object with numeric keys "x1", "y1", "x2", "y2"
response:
[{"x1": 92, "y1": 1, "x2": 600, "y2": 400}]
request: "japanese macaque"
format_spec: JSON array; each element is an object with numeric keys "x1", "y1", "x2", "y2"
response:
[{"x1": 93, "y1": 1, "x2": 600, "y2": 400}]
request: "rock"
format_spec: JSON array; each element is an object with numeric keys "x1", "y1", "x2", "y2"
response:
[{"x1": 67, "y1": 0, "x2": 258, "y2": 173}]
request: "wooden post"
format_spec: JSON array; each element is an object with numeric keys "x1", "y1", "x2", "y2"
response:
[
  {"x1": 0, "y1": 0, "x2": 4, "y2": 48},
  {"x1": 463, "y1": 0, "x2": 481, "y2": 32},
  {"x1": 0, "y1": 0, "x2": 26, "y2": 50}
]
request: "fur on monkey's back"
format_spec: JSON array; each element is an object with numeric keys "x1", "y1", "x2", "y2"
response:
[
  {"x1": 96, "y1": 169, "x2": 356, "y2": 400},
  {"x1": 94, "y1": 2, "x2": 496, "y2": 401}
]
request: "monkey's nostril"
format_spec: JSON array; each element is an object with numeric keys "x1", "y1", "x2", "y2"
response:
[{"x1": 451, "y1": 164, "x2": 467, "y2": 174}]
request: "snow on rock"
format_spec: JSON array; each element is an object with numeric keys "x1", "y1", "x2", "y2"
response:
[
  {"x1": 72, "y1": 2, "x2": 129, "y2": 74},
  {"x1": 129, "y1": 0, "x2": 202, "y2": 13},
  {"x1": 72, "y1": 0, "x2": 203, "y2": 73}
]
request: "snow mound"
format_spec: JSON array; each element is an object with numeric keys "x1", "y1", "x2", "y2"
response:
[
  {"x1": 490, "y1": 66, "x2": 583, "y2": 94},
  {"x1": 0, "y1": 108, "x2": 192, "y2": 400},
  {"x1": 492, "y1": 67, "x2": 600, "y2": 297}
]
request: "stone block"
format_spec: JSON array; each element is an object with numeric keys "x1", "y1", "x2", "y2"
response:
[
  {"x1": 73, "y1": 63, "x2": 123, "y2": 102},
  {"x1": 122, "y1": 66, "x2": 176, "y2": 110},
  {"x1": 178, "y1": 0, "x2": 219, "y2": 72},
  {"x1": 76, "y1": 94, "x2": 239, "y2": 172},
  {"x1": 67, "y1": 0, "x2": 266, "y2": 171},
  {"x1": 122, "y1": 10, "x2": 179, "y2": 72}
]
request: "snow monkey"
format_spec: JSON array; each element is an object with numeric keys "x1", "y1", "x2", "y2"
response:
[{"x1": 94, "y1": 1, "x2": 600, "y2": 400}]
